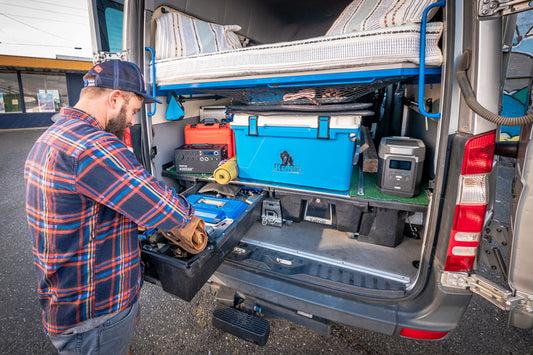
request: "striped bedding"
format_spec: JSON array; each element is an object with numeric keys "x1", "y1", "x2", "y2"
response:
[
  {"x1": 326, "y1": 0, "x2": 439, "y2": 34},
  {"x1": 155, "y1": 11, "x2": 242, "y2": 60}
]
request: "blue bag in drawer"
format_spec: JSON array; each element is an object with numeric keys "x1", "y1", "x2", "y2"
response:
[{"x1": 187, "y1": 194, "x2": 248, "y2": 224}]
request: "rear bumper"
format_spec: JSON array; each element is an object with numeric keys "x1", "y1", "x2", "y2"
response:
[{"x1": 208, "y1": 262, "x2": 472, "y2": 337}]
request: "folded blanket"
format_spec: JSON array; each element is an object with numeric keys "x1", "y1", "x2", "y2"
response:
[{"x1": 162, "y1": 216, "x2": 208, "y2": 254}]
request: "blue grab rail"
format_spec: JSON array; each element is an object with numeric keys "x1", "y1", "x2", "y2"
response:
[
  {"x1": 418, "y1": 0, "x2": 446, "y2": 118},
  {"x1": 145, "y1": 46, "x2": 157, "y2": 117}
]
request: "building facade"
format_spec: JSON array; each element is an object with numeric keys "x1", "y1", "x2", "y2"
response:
[{"x1": 0, "y1": 55, "x2": 92, "y2": 129}]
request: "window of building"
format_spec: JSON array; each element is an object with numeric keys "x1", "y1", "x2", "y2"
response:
[
  {"x1": 20, "y1": 73, "x2": 68, "y2": 113},
  {"x1": 0, "y1": 72, "x2": 22, "y2": 113}
]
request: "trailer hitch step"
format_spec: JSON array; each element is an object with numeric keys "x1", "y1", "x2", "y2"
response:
[{"x1": 212, "y1": 305, "x2": 270, "y2": 346}]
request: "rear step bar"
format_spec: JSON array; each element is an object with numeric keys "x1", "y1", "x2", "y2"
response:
[{"x1": 212, "y1": 305, "x2": 270, "y2": 346}]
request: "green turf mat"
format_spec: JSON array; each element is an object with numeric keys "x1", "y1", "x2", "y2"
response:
[
  {"x1": 349, "y1": 168, "x2": 430, "y2": 205},
  {"x1": 166, "y1": 166, "x2": 429, "y2": 205}
]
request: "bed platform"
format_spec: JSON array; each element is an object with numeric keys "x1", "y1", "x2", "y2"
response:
[
  {"x1": 149, "y1": 1, "x2": 445, "y2": 112},
  {"x1": 154, "y1": 22, "x2": 443, "y2": 88}
]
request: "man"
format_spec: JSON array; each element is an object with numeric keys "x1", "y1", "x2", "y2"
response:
[{"x1": 24, "y1": 60, "x2": 194, "y2": 354}]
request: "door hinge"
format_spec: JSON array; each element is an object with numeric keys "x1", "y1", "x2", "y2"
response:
[
  {"x1": 93, "y1": 52, "x2": 126, "y2": 64},
  {"x1": 478, "y1": 0, "x2": 532, "y2": 18},
  {"x1": 441, "y1": 271, "x2": 533, "y2": 313}
]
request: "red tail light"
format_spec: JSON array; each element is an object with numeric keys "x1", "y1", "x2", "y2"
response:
[
  {"x1": 461, "y1": 131, "x2": 495, "y2": 175},
  {"x1": 400, "y1": 328, "x2": 448, "y2": 340},
  {"x1": 453, "y1": 204, "x2": 487, "y2": 232},
  {"x1": 444, "y1": 131, "x2": 496, "y2": 272},
  {"x1": 124, "y1": 126, "x2": 132, "y2": 148}
]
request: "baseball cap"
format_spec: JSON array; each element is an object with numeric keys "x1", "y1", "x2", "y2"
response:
[{"x1": 84, "y1": 59, "x2": 162, "y2": 104}]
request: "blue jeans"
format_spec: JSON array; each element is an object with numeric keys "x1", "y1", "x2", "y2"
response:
[{"x1": 48, "y1": 301, "x2": 139, "y2": 355}]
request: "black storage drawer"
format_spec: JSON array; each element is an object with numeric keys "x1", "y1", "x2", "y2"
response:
[
  {"x1": 141, "y1": 184, "x2": 264, "y2": 301},
  {"x1": 273, "y1": 189, "x2": 368, "y2": 233}
]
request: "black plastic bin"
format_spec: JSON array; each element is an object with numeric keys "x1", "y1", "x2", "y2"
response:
[{"x1": 141, "y1": 184, "x2": 264, "y2": 301}]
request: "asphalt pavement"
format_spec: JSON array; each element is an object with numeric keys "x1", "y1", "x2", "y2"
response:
[{"x1": 1, "y1": 128, "x2": 532, "y2": 355}]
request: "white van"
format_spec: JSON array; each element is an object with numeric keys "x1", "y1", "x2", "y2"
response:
[{"x1": 88, "y1": 0, "x2": 533, "y2": 344}]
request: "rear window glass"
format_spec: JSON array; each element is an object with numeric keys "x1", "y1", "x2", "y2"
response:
[
  {"x1": 105, "y1": 7, "x2": 123, "y2": 52},
  {"x1": 95, "y1": 0, "x2": 123, "y2": 52}
]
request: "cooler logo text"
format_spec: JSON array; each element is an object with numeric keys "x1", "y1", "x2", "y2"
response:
[{"x1": 274, "y1": 151, "x2": 300, "y2": 173}]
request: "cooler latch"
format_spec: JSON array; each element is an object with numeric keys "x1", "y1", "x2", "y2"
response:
[
  {"x1": 248, "y1": 115, "x2": 258, "y2": 136},
  {"x1": 318, "y1": 116, "x2": 330, "y2": 139}
]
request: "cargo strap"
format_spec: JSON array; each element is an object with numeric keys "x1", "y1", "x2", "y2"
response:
[
  {"x1": 318, "y1": 116, "x2": 330, "y2": 139},
  {"x1": 248, "y1": 115, "x2": 258, "y2": 136}
]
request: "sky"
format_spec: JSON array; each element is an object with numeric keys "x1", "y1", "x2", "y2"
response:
[{"x1": 0, "y1": 0, "x2": 92, "y2": 59}]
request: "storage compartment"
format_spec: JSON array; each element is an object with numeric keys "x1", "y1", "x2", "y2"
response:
[
  {"x1": 140, "y1": 183, "x2": 264, "y2": 301},
  {"x1": 141, "y1": 0, "x2": 443, "y2": 301},
  {"x1": 273, "y1": 187, "x2": 424, "y2": 247},
  {"x1": 152, "y1": 159, "x2": 428, "y2": 295},
  {"x1": 273, "y1": 189, "x2": 368, "y2": 233},
  {"x1": 152, "y1": 85, "x2": 435, "y2": 297}
]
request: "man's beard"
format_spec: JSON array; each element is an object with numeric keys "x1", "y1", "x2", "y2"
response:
[{"x1": 105, "y1": 106, "x2": 129, "y2": 141}]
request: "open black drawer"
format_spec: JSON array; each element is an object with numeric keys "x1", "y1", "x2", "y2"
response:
[{"x1": 140, "y1": 182, "x2": 265, "y2": 301}]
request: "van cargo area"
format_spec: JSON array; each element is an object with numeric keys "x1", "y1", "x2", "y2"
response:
[{"x1": 138, "y1": 0, "x2": 443, "y2": 303}]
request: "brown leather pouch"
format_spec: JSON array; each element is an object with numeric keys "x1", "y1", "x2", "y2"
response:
[{"x1": 162, "y1": 216, "x2": 208, "y2": 254}]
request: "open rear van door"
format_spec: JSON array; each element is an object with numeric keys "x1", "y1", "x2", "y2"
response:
[{"x1": 441, "y1": 2, "x2": 533, "y2": 329}]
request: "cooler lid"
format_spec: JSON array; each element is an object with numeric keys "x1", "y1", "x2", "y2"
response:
[{"x1": 232, "y1": 114, "x2": 361, "y2": 129}]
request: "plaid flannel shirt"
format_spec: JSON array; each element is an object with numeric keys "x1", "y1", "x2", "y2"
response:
[{"x1": 24, "y1": 107, "x2": 193, "y2": 335}]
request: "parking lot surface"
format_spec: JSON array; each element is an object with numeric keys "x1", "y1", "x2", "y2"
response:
[{"x1": 1, "y1": 128, "x2": 531, "y2": 354}]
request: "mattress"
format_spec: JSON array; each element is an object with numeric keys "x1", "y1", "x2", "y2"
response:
[{"x1": 154, "y1": 22, "x2": 443, "y2": 87}]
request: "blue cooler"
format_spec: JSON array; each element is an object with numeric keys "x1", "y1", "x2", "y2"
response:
[{"x1": 232, "y1": 114, "x2": 361, "y2": 191}]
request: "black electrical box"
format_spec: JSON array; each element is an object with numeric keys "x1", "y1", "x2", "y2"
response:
[
  {"x1": 174, "y1": 143, "x2": 227, "y2": 174},
  {"x1": 377, "y1": 137, "x2": 425, "y2": 198}
]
